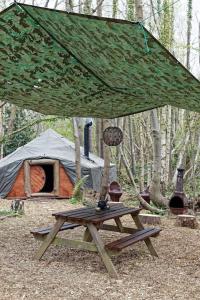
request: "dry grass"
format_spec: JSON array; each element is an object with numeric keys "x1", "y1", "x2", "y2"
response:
[{"x1": 0, "y1": 199, "x2": 200, "y2": 300}]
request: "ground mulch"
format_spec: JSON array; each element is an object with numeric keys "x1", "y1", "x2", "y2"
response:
[{"x1": 0, "y1": 199, "x2": 200, "y2": 300}]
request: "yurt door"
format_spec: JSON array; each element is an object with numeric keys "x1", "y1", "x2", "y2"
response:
[{"x1": 24, "y1": 159, "x2": 59, "y2": 197}]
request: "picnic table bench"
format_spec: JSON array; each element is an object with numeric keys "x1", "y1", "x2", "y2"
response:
[{"x1": 31, "y1": 204, "x2": 161, "y2": 278}]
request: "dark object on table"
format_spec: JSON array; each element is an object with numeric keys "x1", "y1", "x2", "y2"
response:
[
  {"x1": 169, "y1": 168, "x2": 188, "y2": 215},
  {"x1": 108, "y1": 181, "x2": 123, "y2": 202},
  {"x1": 103, "y1": 127, "x2": 123, "y2": 146},
  {"x1": 96, "y1": 196, "x2": 110, "y2": 211}
]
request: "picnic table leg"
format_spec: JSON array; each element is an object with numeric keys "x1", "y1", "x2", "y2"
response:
[
  {"x1": 33, "y1": 218, "x2": 65, "y2": 260},
  {"x1": 87, "y1": 223, "x2": 118, "y2": 278},
  {"x1": 131, "y1": 214, "x2": 158, "y2": 257},
  {"x1": 83, "y1": 227, "x2": 93, "y2": 242},
  {"x1": 114, "y1": 217, "x2": 124, "y2": 232}
]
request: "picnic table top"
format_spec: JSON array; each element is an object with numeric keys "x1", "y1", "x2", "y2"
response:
[{"x1": 52, "y1": 205, "x2": 141, "y2": 225}]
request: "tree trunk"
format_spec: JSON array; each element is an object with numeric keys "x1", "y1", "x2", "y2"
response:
[
  {"x1": 165, "y1": 106, "x2": 172, "y2": 185},
  {"x1": 186, "y1": 0, "x2": 193, "y2": 70},
  {"x1": 112, "y1": 0, "x2": 118, "y2": 18},
  {"x1": 128, "y1": 115, "x2": 135, "y2": 175},
  {"x1": 99, "y1": 119, "x2": 110, "y2": 198},
  {"x1": 7, "y1": 105, "x2": 17, "y2": 135},
  {"x1": 127, "y1": 0, "x2": 135, "y2": 21},
  {"x1": 149, "y1": 109, "x2": 167, "y2": 207},
  {"x1": 83, "y1": 0, "x2": 92, "y2": 14},
  {"x1": 0, "y1": 101, "x2": 4, "y2": 158},
  {"x1": 65, "y1": 0, "x2": 73, "y2": 12},
  {"x1": 172, "y1": 131, "x2": 190, "y2": 184},
  {"x1": 95, "y1": 0, "x2": 103, "y2": 16},
  {"x1": 96, "y1": 118, "x2": 101, "y2": 156},
  {"x1": 139, "y1": 120, "x2": 145, "y2": 191},
  {"x1": 120, "y1": 147, "x2": 164, "y2": 214},
  {"x1": 135, "y1": 0, "x2": 143, "y2": 21}
]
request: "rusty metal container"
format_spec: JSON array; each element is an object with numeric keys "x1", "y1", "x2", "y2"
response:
[
  {"x1": 108, "y1": 181, "x2": 122, "y2": 202},
  {"x1": 140, "y1": 186, "x2": 150, "y2": 204},
  {"x1": 169, "y1": 168, "x2": 188, "y2": 215}
]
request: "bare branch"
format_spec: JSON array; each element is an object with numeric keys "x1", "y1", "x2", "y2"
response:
[
  {"x1": 92, "y1": 0, "x2": 104, "y2": 15},
  {"x1": 0, "y1": 117, "x2": 62, "y2": 144},
  {"x1": 0, "y1": 102, "x2": 6, "y2": 109}
]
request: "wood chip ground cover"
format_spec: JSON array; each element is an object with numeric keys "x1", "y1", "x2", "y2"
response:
[{"x1": 0, "y1": 199, "x2": 200, "y2": 300}]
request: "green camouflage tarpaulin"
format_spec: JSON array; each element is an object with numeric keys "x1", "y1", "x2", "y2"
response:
[{"x1": 0, "y1": 3, "x2": 200, "y2": 117}]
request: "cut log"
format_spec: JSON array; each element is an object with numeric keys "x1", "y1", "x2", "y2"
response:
[
  {"x1": 139, "y1": 214, "x2": 161, "y2": 225},
  {"x1": 175, "y1": 215, "x2": 198, "y2": 229}
]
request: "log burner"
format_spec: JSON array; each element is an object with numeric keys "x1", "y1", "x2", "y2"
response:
[{"x1": 169, "y1": 168, "x2": 188, "y2": 215}]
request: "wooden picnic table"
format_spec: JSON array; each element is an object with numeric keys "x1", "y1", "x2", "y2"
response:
[{"x1": 32, "y1": 204, "x2": 161, "y2": 278}]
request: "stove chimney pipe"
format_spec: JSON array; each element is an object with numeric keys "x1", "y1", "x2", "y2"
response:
[
  {"x1": 84, "y1": 118, "x2": 93, "y2": 159},
  {"x1": 175, "y1": 168, "x2": 184, "y2": 193}
]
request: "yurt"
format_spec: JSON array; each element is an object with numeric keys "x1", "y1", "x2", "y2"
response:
[{"x1": 0, "y1": 129, "x2": 117, "y2": 199}]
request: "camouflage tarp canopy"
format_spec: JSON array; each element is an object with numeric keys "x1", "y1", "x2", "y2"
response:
[{"x1": 0, "y1": 3, "x2": 200, "y2": 118}]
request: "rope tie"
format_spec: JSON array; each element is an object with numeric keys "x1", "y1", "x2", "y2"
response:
[{"x1": 138, "y1": 22, "x2": 150, "y2": 54}]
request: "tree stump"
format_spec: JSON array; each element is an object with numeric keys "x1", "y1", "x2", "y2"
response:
[
  {"x1": 175, "y1": 215, "x2": 198, "y2": 229},
  {"x1": 139, "y1": 214, "x2": 161, "y2": 225}
]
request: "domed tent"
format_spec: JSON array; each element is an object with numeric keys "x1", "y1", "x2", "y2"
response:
[{"x1": 0, "y1": 129, "x2": 117, "y2": 199}]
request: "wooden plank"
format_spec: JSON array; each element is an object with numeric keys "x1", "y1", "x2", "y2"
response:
[
  {"x1": 31, "y1": 223, "x2": 80, "y2": 236},
  {"x1": 105, "y1": 228, "x2": 154, "y2": 249},
  {"x1": 53, "y1": 207, "x2": 128, "y2": 224},
  {"x1": 53, "y1": 207, "x2": 94, "y2": 217},
  {"x1": 31, "y1": 192, "x2": 55, "y2": 197},
  {"x1": 28, "y1": 159, "x2": 57, "y2": 165},
  {"x1": 105, "y1": 228, "x2": 161, "y2": 251},
  {"x1": 33, "y1": 236, "x2": 119, "y2": 256},
  {"x1": 53, "y1": 206, "x2": 118, "y2": 218},
  {"x1": 67, "y1": 207, "x2": 135, "y2": 222},
  {"x1": 131, "y1": 214, "x2": 159, "y2": 257},
  {"x1": 87, "y1": 223, "x2": 118, "y2": 278},
  {"x1": 100, "y1": 224, "x2": 139, "y2": 234},
  {"x1": 33, "y1": 218, "x2": 65, "y2": 260},
  {"x1": 84, "y1": 207, "x2": 141, "y2": 224},
  {"x1": 54, "y1": 160, "x2": 60, "y2": 196},
  {"x1": 52, "y1": 203, "x2": 126, "y2": 218},
  {"x1": 24, "y1": 160, "x2": 31, "y2": 197}
]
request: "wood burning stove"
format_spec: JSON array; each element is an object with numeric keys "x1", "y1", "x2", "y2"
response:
[{"x1": 169, "y1": 168, "x2": 188, "y2": 215}]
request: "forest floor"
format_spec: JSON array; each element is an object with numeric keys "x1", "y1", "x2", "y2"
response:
[{"x1": 0, "y1": 198, "x2": 200, "y2": 300}]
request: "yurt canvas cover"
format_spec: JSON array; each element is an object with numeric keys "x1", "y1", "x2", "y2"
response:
[{"x1": 0, "y1": 129, "x2": 117, "y2": 198}]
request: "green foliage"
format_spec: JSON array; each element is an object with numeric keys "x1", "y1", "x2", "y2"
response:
[
  {"x1": 72, "y1": 175, "x2": 89, "y2": 202},
  {"x1": 0, "y1": 209, "x2": 20, "y2": 217},
  {"x1": 70, "y1": 197, "x2": 79, "y2": 205},
  {"x1": 43, "y1": 118, "x2": 73, "y2": 141},
  {"x1": 3, "y1": 106, "x2": 37, "y2": 156}
]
